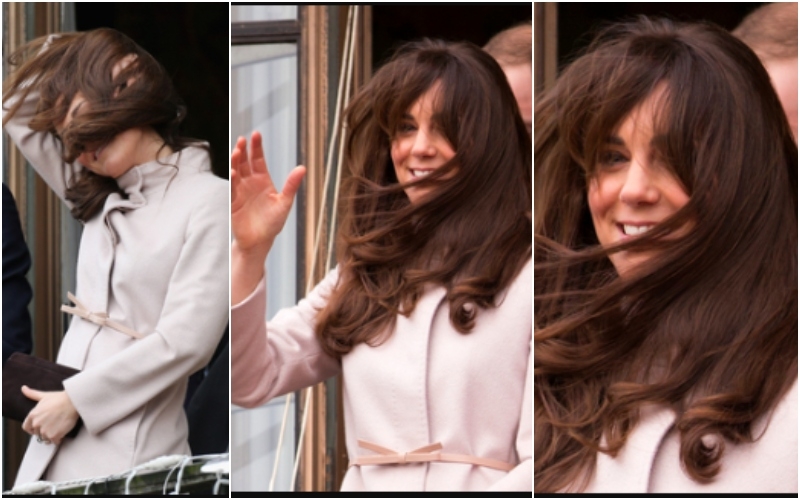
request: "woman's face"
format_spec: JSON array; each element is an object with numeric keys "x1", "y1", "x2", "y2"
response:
[
  {"x1": 57, "y1": 91, "x2": 152, "y2": 178},
  {"x1": 587, "y1": 88, "x2": 690, "y2": 278},
  {"x1": 390, "y1": 83, "x2": 456, "y2": 204},
  {"x1": 55, "y1": 54, "x2": 167, "y2": 179}
]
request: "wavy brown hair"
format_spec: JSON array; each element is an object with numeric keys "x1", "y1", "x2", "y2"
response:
[
  {"x1": 315, "y1": 39, "x2": 531, "y2": 357},
  {"x1": 535, "y1": 18, "x2": 797, "y2": 492},
  {"x1": 3, "y1": 28, "x2": 201, "y2": 221}
]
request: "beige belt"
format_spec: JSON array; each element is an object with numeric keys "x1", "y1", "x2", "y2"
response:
[
  {"x1": 61, "y1": 292, "x2": 143, "y2": 339},
  {"x1": 350, "y1": 439, "x2": 515, "y2": 472}
]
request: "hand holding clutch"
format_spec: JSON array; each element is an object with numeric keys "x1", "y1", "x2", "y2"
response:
[{"x1": 2, "y1": 352, "x2": 83, "y2": 439}]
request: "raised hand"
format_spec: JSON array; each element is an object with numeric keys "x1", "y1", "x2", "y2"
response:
[
  {"x1": 231, "y1": 131, "x2": 306, "y2": 303},
  {"x1": 112, "y1": 53, "x2": 138, "y2": 96}
]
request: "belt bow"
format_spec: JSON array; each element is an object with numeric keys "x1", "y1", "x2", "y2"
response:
[
  {"x1": 61, "y1": 292, "x2": 143, "y2": 339},
  {"x1": 351, "y1": 439, "x2": 515, "y2": 472}
]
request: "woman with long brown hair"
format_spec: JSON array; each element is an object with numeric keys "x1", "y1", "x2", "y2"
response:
[
  {"x1": 535, "y1": 17, "x2": 797, "y2": 493},
  {"x1": 231, "y1": 39, "x2": 531, "y2": 491},
  {"x1": 2, "y1": 29, "x2": 228, "y2": 486}
]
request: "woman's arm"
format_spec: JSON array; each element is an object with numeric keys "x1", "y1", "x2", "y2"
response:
[
  {"x1": 231, "y1": 268, "x2": 342, "y2": 408},
  {"x1": 230, "y1": 131, "x2": 339, "y2": 404},
  {"x1": 3, "y1": 87, "x2": 79, "y2": 204}
]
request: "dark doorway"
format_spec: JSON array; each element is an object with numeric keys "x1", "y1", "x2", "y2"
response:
[
  {"x1": 557, "y1": 3, "x2": 765, "y2": 65},
  {"x1": 372, "y1": 4, "x2": 532, "y2": 67},
  {"x1": 75, "y1": 2, "x2": 229, "y2": 178}
]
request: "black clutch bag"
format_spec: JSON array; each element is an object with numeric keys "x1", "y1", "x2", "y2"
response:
[{"x1": 2, "y1": 352, "x2": 83, "y2": 438}]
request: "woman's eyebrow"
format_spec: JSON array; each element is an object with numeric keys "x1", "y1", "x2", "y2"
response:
[{"x1": 605, "y1": 136, "x2": 624, "y2": 145}]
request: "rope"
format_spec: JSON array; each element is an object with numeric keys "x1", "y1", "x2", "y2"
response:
[
  {"x1": 268, "y1": 391, "x2": 293, "y2": 491},
  {"x1": 268, "y1": 4, "x2": 361, "y2": 492}
]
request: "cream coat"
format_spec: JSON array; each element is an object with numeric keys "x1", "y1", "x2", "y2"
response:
[
  {"x1": 575, "y1": 380, "x2": 798, "y2": 493},
  {"x1": 4, "y1": 90, "x2": 229, "y2": 486},
  {"x1": 231, "y1": 260, "x2": 532, "y2": 491}
]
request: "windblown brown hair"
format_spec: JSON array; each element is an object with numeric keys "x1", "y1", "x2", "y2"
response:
[
  {"x1": 315, "y1": 39, "x2": 531, "y2": 357},
  {"x1": 535, "y1": 18, "x2": 797, "y2": 492},
  {"x1": 3, "y1": 28, "x2": 200, "y2": 221}
]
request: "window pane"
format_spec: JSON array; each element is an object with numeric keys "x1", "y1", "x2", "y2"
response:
[
  {"x1": 231, "y1": 5, "x2": 297, "y2": 22},
  {"x1": 230, "y1": 42, "x2": 298, "y2": 492}
]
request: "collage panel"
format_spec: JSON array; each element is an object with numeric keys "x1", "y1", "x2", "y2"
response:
[
  {"x1": 534, "y1": 2, "x2": 798, "y2": 496},
  {"x1": 1, "y1": 1, "x2": 536, "y2": 496},
  {"x1": 229, "y1": 3, "x2": 532, "y2": 494},
  {"x1": 2, "y1": 2, "x2": 230, "y2": 495}
]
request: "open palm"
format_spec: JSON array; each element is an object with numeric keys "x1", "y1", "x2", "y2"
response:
[{"x1": 231, "y1": 131, "x2": 306, "y2": 257}]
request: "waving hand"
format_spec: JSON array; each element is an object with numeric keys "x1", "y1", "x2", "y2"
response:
[{"x1": 231, "y1": 131, "x2": 306, "y2": 303}]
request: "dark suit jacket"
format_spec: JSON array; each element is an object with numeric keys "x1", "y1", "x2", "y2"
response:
[
  {"x1": 187, "y1": 328, "x2": 229, "y2": 455},
  {"x1": 2, "y1": 183, "x2": 33, "y2": 366}
]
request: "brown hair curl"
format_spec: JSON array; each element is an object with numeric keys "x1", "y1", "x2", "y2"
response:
[
  {"x1": 315, "y1": 39, "x2": 531, "y2": 357},
  {"x1": 3, "y1": 28, "x2": 200, "y2": 221},
  {"x1": 535, "y1": 18, "x2": 797, "y2": 492}
]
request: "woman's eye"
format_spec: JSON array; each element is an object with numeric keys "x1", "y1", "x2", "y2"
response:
[
  {"x1": 397, "y1": 122, "x2": 416, "y2": 133},
  {"x1": 598, "y1": 150, "x2": 628, "y2": 166}
]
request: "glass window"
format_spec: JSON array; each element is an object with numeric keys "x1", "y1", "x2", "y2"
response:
[
  {"x1": 230, "y1": 42, "x2": 299, "y2": 492},
  {"x1": 231, "y1": 5, "x2": 297, "y2": 22}
]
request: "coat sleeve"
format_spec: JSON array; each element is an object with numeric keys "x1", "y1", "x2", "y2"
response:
[
  {"x1": 487, "y1": 338, "x2": 532, "y2": 492},
  {"x1": 62, "y1": 184, "x2": 229, "y2": 435},
  {"x1": 231, "y1": 268, "x2": 342, "y2": 408},
  {"x1": 3, "y1": 88, "x2": 82, "y2": 205}
]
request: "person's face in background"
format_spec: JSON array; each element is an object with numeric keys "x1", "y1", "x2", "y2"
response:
[
  {"x1": 503, "y1": 64, "x2": 532, "y2": 135},
  {"x1": 763, "y1": 58, "x2": 798, "y2": 142}
]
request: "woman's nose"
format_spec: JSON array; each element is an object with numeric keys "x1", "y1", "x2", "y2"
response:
[
  {"x1": 411, "y1": 131, "x2": 436, "y2": 157},
  {"x1": 619, "y1": 161, "x2": 659, "y2": 205},
  {"x1": 77, "y1": 151, "x2": 95, "y2": 169}
]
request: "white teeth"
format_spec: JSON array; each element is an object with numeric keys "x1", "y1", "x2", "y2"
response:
[
  {"x1": 410, "y1": 169, "x2": 431, "y2": 178},
  {"x1": 623, "y1": 224, "x2": 653, "y2": 236}
]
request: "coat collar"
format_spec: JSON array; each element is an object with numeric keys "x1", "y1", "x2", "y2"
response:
[{"x1": 104, "y1": 145, "x2": 210, "y2": 214}]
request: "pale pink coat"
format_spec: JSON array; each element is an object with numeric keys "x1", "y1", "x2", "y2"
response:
[
  {"x1": 4, "y1": 90, "x2": 229, "y2": 486},
  {"x1": 231, "y1": 260, "x2": 532, "y2": 491},
  {"x1": 572, "y1": 380, "x2": 798, "y2": 493}
]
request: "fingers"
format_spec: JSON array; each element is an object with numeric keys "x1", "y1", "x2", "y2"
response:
[
  {"x1": 231, "y1": 166, "x2": 240, "y2": 206},
  {"x1": 249, "y1": 131, "x2": 268, "y2": 174},
  {"x1": 282, "y1": 166, "x2": 307, "y2": 200},
  {"x1": 21, "y1": 401, "x2": 54, "y2": 446},
  {"x1": 21, "y1": 385, "x2": 43, "y2": 402},
  {"x1": 22, "y1": 414, "x2": 33, "y2": 435},
  {"x1": 230, "y1": 131, "x2": 270, "y2": 177},
  {"x1": 112, "y1": 53, "x2": 138, "y2": 79},
  {"x1": 20, "y1": 391, "x2": 77, "y2": 446},
  {"x1": 232, "y1": 136, "x2": 250, "y2": 178}
]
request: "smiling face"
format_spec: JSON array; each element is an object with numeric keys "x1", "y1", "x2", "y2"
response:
[
  {"x1": 587, "y1": 88, "x2": 690, "y2": 278},
  {"x1": 390, "y1": 83, "x2": 456, "y2": 204},
  {"x1": 57, "y1": 90, "x2": 171, "y2": 179}
]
